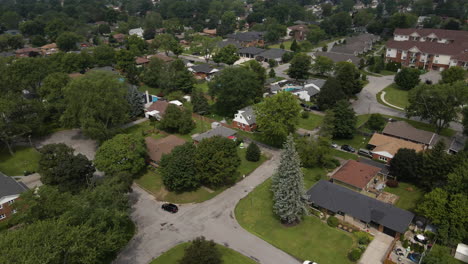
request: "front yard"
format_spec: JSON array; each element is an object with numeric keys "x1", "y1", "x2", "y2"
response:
[
  {"x1": 384, "y1": 182, "x2": 425, "y2": 212},
  {"x1": 135, "y1": 147, "x2": 268, "y2": 204},
  {"x1": 0, "y1": 146, "x2": 41, "y2": 176},
  {"x1": 381, "y1": 84, "x2": 409, "y2": 109},
  {"x1": 235, "y1": 168, "x2": 355, "y2": 264},
  {"x1": 150, "y1": 242, "x2": 257, "y2": 264}
]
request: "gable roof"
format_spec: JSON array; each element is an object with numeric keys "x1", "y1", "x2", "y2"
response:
[
  {"x1": 149, "y1": 53, "x2": 174, "y2": 62},
  {"x1": 0, "y1": 172, "x2": 28, "y2": 199},
  {"x1": 393, "y1": 28, "x2": 468, "y2": 40},
  {"x1": 217, "y1": 39, "x2": 243, "y2": 49},
  {"x1": 382, "y1": 121, "x2": 436, "y2": 145},
  {"x1": 369, "y1": 133, "x2": 425, "y2": 158},
  {"x1": 239, "y1": 47, "x2": 265, "y2": 55},
  {"x1": 145, "y1": 135, "x2": 186, "y2": 163},
  {"x1": 192, "y1": 126, "x2": 237, "y2": 142},
  {"x1": 258, "y1": 48, "x2": 289, "y2": 59},
  {"x1": 386, "y1": 39, "x2": 468, "y2": 56},
  {"x1": 147, "y1": 100, "x2": 169, "y2": 116},
  {"x1": 237, "y1": 106, "x2": 256, "y2": 125},
  {"x1": 190, "y1": 64, "x2": 217, "y2": 74},
  {"x1": 136, "y1": 56, "x2": 150, "y2": 64},
  {"x1": 307, "y1": 180, "x2": 414, "y2": 233},
  {"x1": 331, "y1": 160, "x2": 381, "y2": 189}
]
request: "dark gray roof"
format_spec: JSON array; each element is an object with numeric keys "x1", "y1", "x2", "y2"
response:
[
  {"x1": 239, "y1": 47, "x2": 265, "y2": 55},
  {"x1": 0, "y1": 51, "x2": 15, "y2": 57},
  {"x1": 448, "y1": 134, "x2": 466, "y2": 153},
  {"x1": 270, "y1": 83, "x2": 281, "y2": 92},
  {"x1": 330, "y1": 33, "x2": 379, "y2": 55},
  {"x1": 0, "y1": 172, "x2": 28, "y2": 199},
  {"x1": 307, "y1": 180, "x2": 414, "y2": 233},
  {"x1": 192, "y1": 126, "x2": 237, "y2": 142},
  {"x1": 217, "y1": 39, "x2": 242, "y2": 49},
  {"x1": 382, "y1": 121, "x2": 436, "y2": 145},
  {"x1": 238, "y1": 106, "x2": 256, "y2": 125},
  {"x1": 258, "y1": 48, "x2": 289, "y2": 59},
  {"x1": 190, "y1": 64, "x2": 216, "y2": 74},
  {"x1": 358, "y1": 157, "x2": 390, "y2": 175},
  {"x1": 226, "y1": 31, "x2": 264, "y2": 42},
  {"x1": 313, "y1": 51, "x2": 360, "y2": 65}
]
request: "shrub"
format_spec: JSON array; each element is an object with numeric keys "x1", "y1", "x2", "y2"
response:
[
  {"x1": 385, "y1": 62, "x2": 401, "y2": 72},
  {"x1": 301, "y1": 111, "x2": 309, "y2": 119},
  {"x1": 366, "y1": 113, "x2": 386, "y2": 131},
  {"x1": 327, "y1": 216, "x2": 339, "y2": 227},
  {"x1": 245, "y1": 143, "x2": 261, "y2": 162},
  {"x1": 355, "y1": 231, "x2": 371, "y2": 245},
  {"x1": 402, "y1": 239, "x2": 409, "y2": 248},
  {"x1": 348, "y1": 248, "x2": 363, "y2": 261},
  {"x1": 386, "y1": 179, "x2": 399, "y2": 188}
]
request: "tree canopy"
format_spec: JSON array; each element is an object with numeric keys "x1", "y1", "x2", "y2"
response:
[
  {"x1": 160, "y1": 142, "x2": 199, "y2": 192},
  {"x1": 394, "y1": 67, "x2": 420, "y2": 90},
  {"x1": 288, "y1": 53, "x2": 311, "y2": 80}
]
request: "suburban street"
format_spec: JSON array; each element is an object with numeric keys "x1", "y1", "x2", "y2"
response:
[{"x1": 114, "y1": 148, "x2": 302, "y2": 264}]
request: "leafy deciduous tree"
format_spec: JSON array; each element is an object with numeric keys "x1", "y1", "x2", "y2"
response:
[
  {"x1": 394, "y1": 67, "x2": 420, "y2": 90},
  {"x1": 159, "y1": 104, "x2": 195, "y2": 134},
  {"x1": 160, "y1": 143, "x2": 199, "y2": 192},
  {"x1": 288, "y1": 53, "x2": 311, "y2": 80}
]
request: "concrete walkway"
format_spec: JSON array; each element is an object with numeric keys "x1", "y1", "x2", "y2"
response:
[
  {"x1": 380, "y1": 91, "x2": 404, "y2": 110},
  {"x1": 359, "y1": 232, "x2": 394, "y2": 264},
  {"x1": 114, "y1": 148, "x2": 301, "y2": 264}
]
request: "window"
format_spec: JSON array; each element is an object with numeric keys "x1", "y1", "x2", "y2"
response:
[
  {"x1": 378, "y1": 156, "x2": 387, "y2": 161},
  {"x1": 0, "y1": 214, "x2": 5, "y2": 220}
]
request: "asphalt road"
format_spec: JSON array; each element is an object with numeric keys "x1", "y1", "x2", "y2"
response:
[{"x1": 114, "y1": 148, "x2": 302, "y2": 264}]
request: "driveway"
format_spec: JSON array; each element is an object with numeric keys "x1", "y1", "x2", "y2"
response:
[
  {"x1": 359, "y1": 232, "x2": 394, "y2": 264},
  {"x1": 114, "y1": 148, "x2": 301, "y2": 264},
  {"x1": 34, "y1": 129, "x2": 98, "y2": 160}
]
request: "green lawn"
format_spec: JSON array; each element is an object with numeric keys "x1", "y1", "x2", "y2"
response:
[
  {"x1": 356, "y1": 114, "x2": 371, "y2": 128},
  {"x1": 380, "y1": 70, "x2": 396, "y2": 76},
  {"x1": 269, "y1": 40, "x2": 294, "y2": 50},
  {"x1": 302, "y1": 167, "x2": 328, "y2": 188},
  {"x1": 136, "y1": 146, "x2": 268, "y2": 204},
  {"x1": 174, "y1": 118, "x2": 212, "y2": 141},
  {"x1": 194, "y1": 82, "x2": 209, "y2": 93},
  {"x1": 384, "y1": 182, "x2": 425, "y2": 212},
  {"x1": 330, "y1": 149, "x2": 358, "y2": 160},
  {"x1": 0, "y1": 146, "x2": 41, "y2": 176},
  {"x1": 382, "y1": 84, "x2": 409, "y2": 109},
  {"x1": 235, "y1": 176, "x2": 355, "y2": 264},
  {"x1": 150, "y1": 242, "x2": 257, "y2": 264},
  {"x1": 298, "y1": 113, "x2": 324, "y2": 130}
]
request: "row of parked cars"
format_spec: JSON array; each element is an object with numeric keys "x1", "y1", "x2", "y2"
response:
[{"x1": 331, "y1": 143, "x2": 373, "y2": 158}]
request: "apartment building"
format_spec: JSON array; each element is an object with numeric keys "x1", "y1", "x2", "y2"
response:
[{"x1": 385, "y1": 28, "x2": 468, "y2": 71}]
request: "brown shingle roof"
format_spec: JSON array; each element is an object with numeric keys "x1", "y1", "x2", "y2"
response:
[
  {"x1": 136, "y1": 56, "x2": 150, "y2": 64},
  {"x1": 386, "y1": 39, "x2": 467, "y2": 56},
  {"x1": 393, "y1": 28, "x2": 468, "y2": 40},
  {"x1": 145, "y1": 135, "x2": 186, "y2": 163},
  {"x1": 331, "y1": 160, "x2": 381, "y2": 190},
  {"x1": 369, "y1": 133, "x2": 424, "y2": 158},
  {"x1": 147, "y1": 101, "x2": 169, "y2": 116},
  {"x1": 382, "y1": 121, "x2": 436, "y2": 145},
  {"x1": 149, "y1": 53, "x2": 174, "y2": 63}
]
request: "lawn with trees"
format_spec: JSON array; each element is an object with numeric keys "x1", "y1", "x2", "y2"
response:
[{"x1": 0, "y1": 146, "x2": 40, "y2": 176}]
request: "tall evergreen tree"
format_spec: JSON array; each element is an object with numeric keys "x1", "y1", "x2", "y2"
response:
[
  {"x1": 192, "y1": 89, "x2": 210, "y2": 115},
  {"x1": 271, "y1": 134, "x2": 307, "y2": 224},
  {"x1": 127, "y1": 85, "x2": 144, "y2": 119}
]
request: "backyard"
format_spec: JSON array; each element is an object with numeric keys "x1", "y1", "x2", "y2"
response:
[
  {"x1": 135, "y1": 147, "x2": 268, "y2": 204},
  {"x1": 298, "y1": 113, "x2": 324, "y2": 131},
  {"x1": 150, "y1": 242, "x2": 257, "y2": 264},
  {"x1": 0, "y1": 146, "x2": 41, "y2": 176},
  {"x1": 384, "y1": 182, "x2": 425, "y2": 211},
  {"x1": 235, "y1": 168, "x2": 355, "y2": 264}
]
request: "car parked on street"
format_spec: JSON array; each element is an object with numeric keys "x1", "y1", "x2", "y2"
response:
[
  {"x1": 162, "y1": 203, "x2": 178, "y2": 213},
  {"x1": 341, "y1": 145, "x2": 355, "y2": 153},
  {"x1": 331, "y1": 143, "x2": 338, "y2": 148}
]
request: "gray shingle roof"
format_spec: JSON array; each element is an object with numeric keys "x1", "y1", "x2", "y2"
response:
[
  {"x1": 307, "y1": 180, "x2": 414, "y2": 234},
  {"x1": 238, "y1": 106, "x2": 256, "y2": 125},
  {"x1": 190, "y1": 64, "x2": 216, "y2": 74},
  {"x1": 239, "y1": 47, "x2": 265, "y2": 55},
  {"x1": 192, "y1": 126, "x2": 237, "y2": 142},
  {"x1": 382, "y1": 121, "x2": 436, "y2": 145},
  {"x1": 258, "y1": 48, "x2": 289, "y2": 59},
  {"x1": 0, "y1": 172, "x2": 28, "y2": 199},
  {"x1": 217, "y1": 39, "x2": 242, "y2": 49},
  {"x1": 226, "y1": 31, "x2": 264, "y2": 42},
  {"x1": 313, "y1": 51, "x2": 360, "y2": 65}
]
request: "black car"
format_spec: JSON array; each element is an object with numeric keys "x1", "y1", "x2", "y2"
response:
[
  {"x1": 162, "y1": 203, "x2": 178, "y2": 213},
  {"x1": 341, "y1": 145, "x2": 355, "y2": 153}
]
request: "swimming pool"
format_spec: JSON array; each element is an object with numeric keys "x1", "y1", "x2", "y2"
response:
[{"x1": 284, "y1": 87, "x2": 301, "y2": 92}]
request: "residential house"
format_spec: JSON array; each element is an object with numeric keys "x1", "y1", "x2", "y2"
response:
[
  {"x1": 217, "y1": 39, "x2": 243, "y2": 49},
  {"x1": 113, "y1": 33, "x2": 126, "y2": 43},
  {"x1": 145, "y1": 135, "x2": 186, "y2": 167},
  {"x1": 226, "y1": 31, "x2": 265, "y2": 47},
  {"x1": 382, "y1": 121, "x2": 437, "y2": 146},
  {"x1": 331, "y1": 160, "x2": 381, "y2": 192},
  {"x1": 238, "y1": 47, "x2": 265, "y2": 58},
  {"x1": 15, "y1": 47, "x2": 41, "y2": 58},
  {"x1": 385, "y1": 28, "x2": 468, "y2": 70},
  {"x1": 287, "y1": 24, "x2": 309, "y2": 41},
  {"x1": 192, "y1": 126, "x2": 237, "y2": 143},
  {"x1": 233, "y1": 106, "x2": 257, "y2": 132},
  {"x1": 202, "y1": 28, "x2": 217, "y2": 36},
  {"x1": 307, "y1": 180, "x2": 414, "y2": 237},
  {"x1": 447, "y1": 134, "x2": 467, "y2": 155},
  {"x1": 40, "y1": 43, "x2": 58, "y2": 56},
  {"x1": 136, "y1": 56, "x2": 150, "y2": 67},
  {"x1": 129, "y1": 27, "x2": 144, "y2": 38},
  {"x1": 257, "y1": 48, "x2": 290, "y2": 63},
  {"x1": 3, "y1": 29, "x2": 20, "y2": 35},
  {"x1": 189, "y1": 64, "x2": 219, "y2": 80},
  {"x1": 312, "y1": 51, "x2": 361, "y2": 66},
  {"x1": 368, "y1": 133, "x2": 425, "y2": 163},
  {"x1": 145, "y1": 100, "x2": 169, "y2": 120},
  {"x1": 455, "y1": 243, "x2": 468, "y2": 263},
  {"x1": 330, "y1": 33, "x2": 380, "y2": 56},
  {"x1": 292, "y1": 79, "x2": 325, "y2": 101},
  {"x1": 0, "y1": 172, "x2": 28, "y2": 221},
  {"x1": 148, "y1": 53, "x2": 174, "y2": 63}
]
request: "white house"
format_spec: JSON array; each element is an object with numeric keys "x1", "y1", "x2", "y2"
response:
[
  {"x1": 129, "y1": 27, "x2": 144, "y2": 38},
  {"x1": 455, "y1": 243, "x2": 468, "y2": 263}
]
